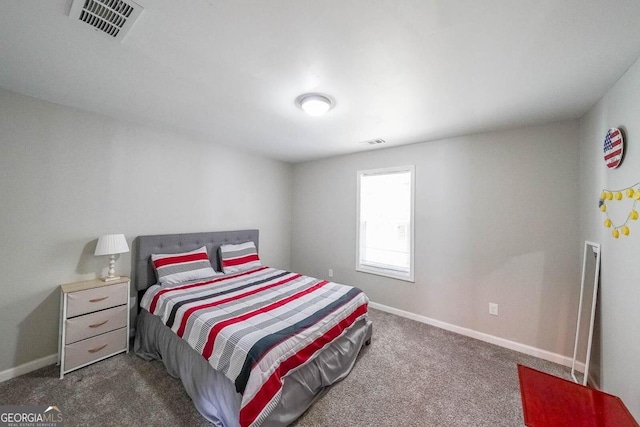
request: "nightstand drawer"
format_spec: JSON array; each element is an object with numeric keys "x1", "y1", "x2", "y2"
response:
[
  {"x1": 59, "y1": 277, "x2": 130, "y2": 378},
  {"x1": 64, "y1": 327, "x2": 127, "y2": 372},
  {"x1": 67, "y1": 282, "x2": 128, "y2": 317},
  {"x1": 65, "y1": 305, "x2": 127, "y2": 344}
]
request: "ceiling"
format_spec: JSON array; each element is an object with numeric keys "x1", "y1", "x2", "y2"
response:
[{"x1": 2, "y1": 1, "x2": 640, "y2": 163}]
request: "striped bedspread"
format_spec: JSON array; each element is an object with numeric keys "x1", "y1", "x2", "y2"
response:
[{"x1": 140, "y1": 266, "x2": 369, "y2": 427}]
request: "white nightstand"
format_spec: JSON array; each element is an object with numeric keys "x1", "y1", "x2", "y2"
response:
[{"x1": 58, "y1": 277, "x2": 130, "y2": 378}]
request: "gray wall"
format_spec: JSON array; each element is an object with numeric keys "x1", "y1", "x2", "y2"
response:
[
  {"x1": 0, "y1": 88, "x2": 293, "y2": 372},
  {"x1": 579, "y1": 56, "x2": 640, "y2": 419},
  {"x1": 292, "y1": 122, "x2": 581, "y2": 357}
]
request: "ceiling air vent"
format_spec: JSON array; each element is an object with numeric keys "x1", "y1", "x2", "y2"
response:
[
  {"x1": 69, "y1": 0, "x2": 143, "y2": 41},
  {"x1": 359, "y1": 138, "x2": 386, "y2": 146}
]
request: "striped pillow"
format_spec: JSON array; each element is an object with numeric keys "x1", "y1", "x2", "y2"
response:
[
  {"x1": 219, "y1": 241, "x2": 261, "y2": 274},
  {"x1": 151, "y1": 246, "x2": 219, "y2": 285}
]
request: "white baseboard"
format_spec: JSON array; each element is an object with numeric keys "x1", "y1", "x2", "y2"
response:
[
  {"x1": 0, "y1": 354, "x2": 58, "y2": 383},
  {"x1": 368, "y1": 301, "x2": 586, "y2": 372}
]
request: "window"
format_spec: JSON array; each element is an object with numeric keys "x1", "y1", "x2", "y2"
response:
[{"x1": 356, "y1": 165, "x2": 414, "y2": 282}]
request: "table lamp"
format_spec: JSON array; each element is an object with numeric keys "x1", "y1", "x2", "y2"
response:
[{"x1": 94, "y1": 234, "x2": 129, "y2": 281}]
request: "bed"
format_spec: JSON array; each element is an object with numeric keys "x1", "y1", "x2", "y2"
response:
[{"x1": 132, "y1": 230, "x2": 372, "y2": 427}]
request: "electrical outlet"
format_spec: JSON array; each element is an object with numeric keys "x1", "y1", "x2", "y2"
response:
[
  {"x1": 328, "y1": 269, "x2": 333, "y2": 278},
  {"x1": 489, "y1": 303, "x2": 499, "y2": 316}
]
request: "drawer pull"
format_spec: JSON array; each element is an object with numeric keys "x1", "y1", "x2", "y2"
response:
[
  {"x1": 89, "y1": 296, "x2": 109, "y2": 303},
  {"x1": 88, "y1": 344, "x2": 108, "y2": 354},
  {"x1": 89, "y1": 320, "x2": 109, "y2": 328}
]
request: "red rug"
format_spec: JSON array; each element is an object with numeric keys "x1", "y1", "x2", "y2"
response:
[{"x1": 517, "y1": 364, "x2": 638, "y2": 427}]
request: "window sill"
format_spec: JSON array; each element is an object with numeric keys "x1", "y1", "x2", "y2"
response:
[{"x1": 356, "y1": 266, "x2": 414, "y2": 283}]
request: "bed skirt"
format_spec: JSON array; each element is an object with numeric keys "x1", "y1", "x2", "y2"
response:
[{"x1": 134, "y1": 308, "x2": 372, "y2": 426}]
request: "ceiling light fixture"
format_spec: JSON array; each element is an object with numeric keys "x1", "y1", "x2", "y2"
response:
[{"x1": 297, "y1": 93, "x2": 333, "y2": 116}]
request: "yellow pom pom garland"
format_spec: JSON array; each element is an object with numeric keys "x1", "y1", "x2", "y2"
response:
[{"x1": 600, "y1": 181, "x2": 640, "y2": 239}]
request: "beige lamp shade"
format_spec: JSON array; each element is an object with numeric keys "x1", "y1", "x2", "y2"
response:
[{"x1": 95, "y1": 234, "x2": 129, "y2": 256}]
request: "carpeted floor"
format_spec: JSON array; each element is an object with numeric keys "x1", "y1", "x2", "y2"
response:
[{"x1": 0, "y1": 308, "x2": 571, "y2": 426}]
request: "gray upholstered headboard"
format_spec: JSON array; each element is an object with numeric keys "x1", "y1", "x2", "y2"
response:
[{"x1": 132, "y1": 229, "x2": 259, "y2": 292}]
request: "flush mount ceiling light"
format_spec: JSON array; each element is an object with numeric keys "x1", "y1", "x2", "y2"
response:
[{"x1": 296, "y1": 93, "x2": 333, "y2": 116}]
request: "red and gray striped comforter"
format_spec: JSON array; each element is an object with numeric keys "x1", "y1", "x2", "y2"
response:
[{"x1": 140, "y1": 266, "x2": 369, "y2": 427}]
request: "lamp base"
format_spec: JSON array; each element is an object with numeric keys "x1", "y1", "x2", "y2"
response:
[{"x1": 102, "y1": 275, "x2": 121, "y2": 282}]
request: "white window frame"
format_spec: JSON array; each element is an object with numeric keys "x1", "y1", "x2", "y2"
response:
[{"x1": 356, "y1": 165, "x2": 415, "y2": 282}]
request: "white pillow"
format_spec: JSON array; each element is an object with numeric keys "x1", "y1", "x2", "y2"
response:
[
  {"x1": 151, "y1": 246, "x2": 220, "y2": 285},
  {"x1": 219, "y1": 241, "x2": 261, "y2": 274}
]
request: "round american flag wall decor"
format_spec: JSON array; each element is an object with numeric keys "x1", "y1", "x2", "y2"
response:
[{"x1": 603, "y1": 128, "x2": 624, "y2": 169}]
